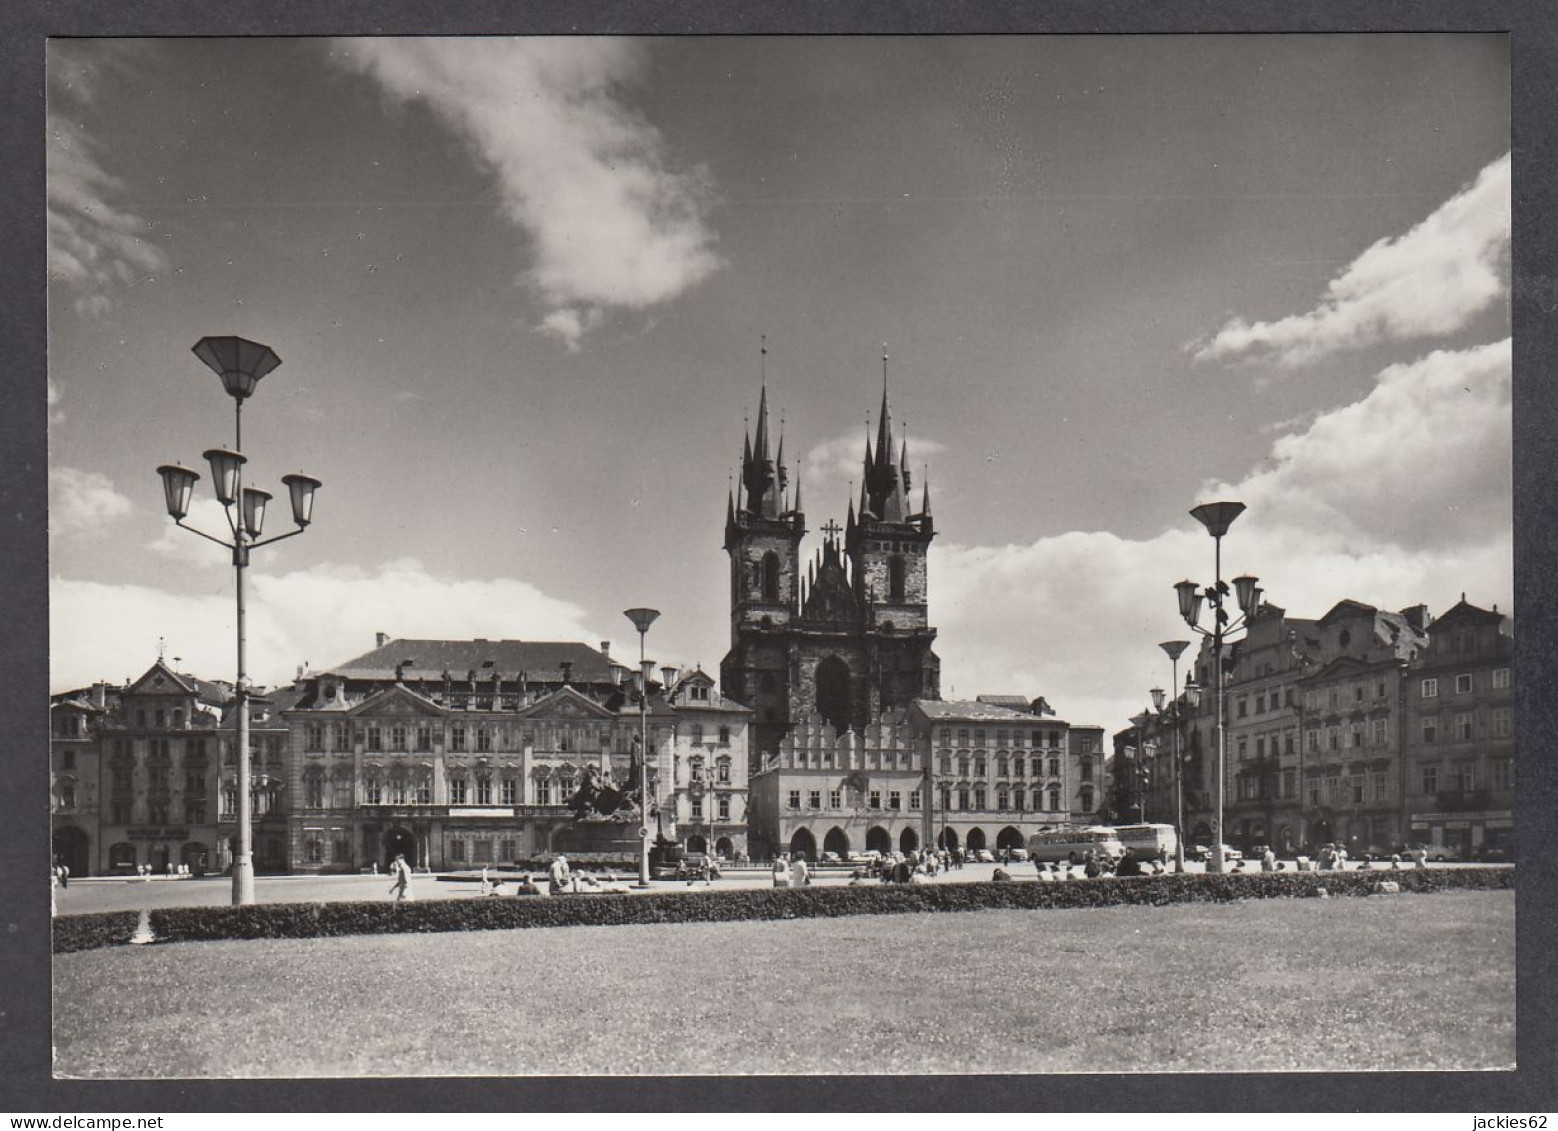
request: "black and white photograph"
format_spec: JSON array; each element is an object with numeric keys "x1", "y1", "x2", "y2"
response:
[{"x1": 34, "y1": 24, "x2": 1539, "y2": 1092}]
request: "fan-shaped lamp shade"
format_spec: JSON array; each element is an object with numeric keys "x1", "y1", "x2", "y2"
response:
[
  {"x1": 624, "y1": 607, "x2": 661, "y2": 635},
  {"x1": 156, "y1": 464, "x2": 200, "y2": 520},
  {"x1": 1189, "y1": 500, "x2": 1246, "y2": 539},
  {"x1": 192, "y1": 336, "x2": 282, "y2": 401}
]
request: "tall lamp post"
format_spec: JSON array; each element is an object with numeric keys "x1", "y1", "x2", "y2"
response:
[
  {"x1": 155, "y1": 336, "x2": 322, "y2": 906},
  {"x1": 1150, "y1": 640, "x2": 1193, "y2": 874},
  {"x1": 1128, "y1": 712, "x2": 1153, "y2": 822},
  {"x1": 1174, "y1": 501, "x2": 1260, "y2": 875},
  {"x1": 624, "y1": 607, "x2": 660, "y2": 888}
]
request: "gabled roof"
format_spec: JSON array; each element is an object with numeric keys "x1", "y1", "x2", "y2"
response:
[
  {"x1": 1301, "y1": 654, "x2": 1378, "y2": 682},
  {"x1": 516, "y1": 684, "x2": 620, "y2": 721},
  {"x1": 125, "y1": 660, "x2": 231, "y2": 707},
  {"x1": 913, "y1": 698, "x2": 1051, "y2": 724},
  {"x1": 344, "y1": 683, "x2": 447, "y2": 720},
  {"x1": 974, "y1": 695, "x2": 1031, "y2": 710},
  {"x1": 1316, "y1": 599, "x2": 1378, "y2": 627},
  {"x1": 1429, "y1": 598, "x2": 1508, "y2": 632},
  {"x1": 326, "y1": 638, "x2": 615, "y2": 683}
]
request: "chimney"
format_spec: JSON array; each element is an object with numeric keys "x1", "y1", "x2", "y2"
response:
[
  {"x1": 600, "y1": 641, "x2": 612, "y2": 660},
  {"x1": 559, "y1": 660, "x2": 573, "y2": 685},
  {"x1": 1398, "y1": 604, "x2": 1431, "y2": 633},
  {"x1": 375, "y1": 631, "x2": 388, "y2": 649},
  {"x1": 92, "y1": 682, "x2": 107, "y2": 709}
]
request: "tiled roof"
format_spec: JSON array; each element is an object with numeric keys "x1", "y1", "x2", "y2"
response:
[
  {"x1": 326, "y1": 638, "x2": 615, "y2": 683},
  {"x1": 974, "y1": 695, "x2": 1031, "y2": 710},
  {"x1": 914, "y1": 698, "x2": 1043, "y2": 723}
]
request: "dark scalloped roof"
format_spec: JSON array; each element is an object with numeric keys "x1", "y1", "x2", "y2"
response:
[{"x1": 325, "y1": 638, "x2": 615, "y2": 683}]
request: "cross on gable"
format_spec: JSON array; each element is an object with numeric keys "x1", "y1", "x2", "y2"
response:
[{"x1": 821, "y1": 519, "x2": 843, "y2": 542}]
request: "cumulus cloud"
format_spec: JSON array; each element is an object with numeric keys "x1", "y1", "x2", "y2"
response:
[
  {"x1": 334, "y1": 38, "x2": 722, "y2": 348},
  {"x1": 49, "y1": 467, "x2": 135, "y2": 535},
  {"x1": 932, "y1": 339, "x2": 1511, "y2": 729},
  {"x1": 46, "y1": 113, "x2": 170, "y2": 315},
  {"x1": 1191, "y1": 152, "x2": 1510, "y2": 367},
  {"x1": 50, "y1": 558, "x2": 600, "y2": 692}
]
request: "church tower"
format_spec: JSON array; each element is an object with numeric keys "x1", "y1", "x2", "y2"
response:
[{"x1": 721, "y1": 345, "x2": 939, "y2": 771}]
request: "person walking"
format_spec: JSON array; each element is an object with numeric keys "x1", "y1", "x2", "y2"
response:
[
  {"x1": 792, "y1": 855, "x2": 811, "y2": 888},
  {"x1": 388, "y1": 853, "x2": 414, "y2": 902},
  {"x1": 56, "y1": 862, "x2": 69, "y2": 889},
  {"x1": 772, "y1": 854, "x2": 791, "y2": 889},
  {"x1": 1261, "y1": 846, "x2": 1276, "y2": 872}
]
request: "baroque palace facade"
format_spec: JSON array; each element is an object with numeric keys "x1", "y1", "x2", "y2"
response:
[{"x1": 50, "y1": 638, "x2": 751, "y2": 875}]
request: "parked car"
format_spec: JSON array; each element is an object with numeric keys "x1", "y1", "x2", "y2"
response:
[
  {"x1": 820, "y1": 851, "x2": 842, "y2": 864},
  {"x1": 1006, "y1": 848, "x2": 1030, "y2": 862},
  {"x1": 847, "y1": 851, "x2": 881, "y2": 864},
  {"x1": 973, "y1": 849, "x2": 995, "y2": 863},
  {"x1": 1191, "y1": 844, "x2": 1243, "y2": 863}
]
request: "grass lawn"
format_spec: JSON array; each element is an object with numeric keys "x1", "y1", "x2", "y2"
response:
[{"x1": 52, "y1": 890, "x2": 1514, "y2": 1077}]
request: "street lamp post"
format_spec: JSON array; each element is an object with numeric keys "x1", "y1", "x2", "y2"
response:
[
  {"x1": 624, "y1": 607, "x2": 660, "y2": 888},
  {"x1": 1128, "y1": 711, "x2": 1153, "y2": 822},
  {"x1": 1150, "y1": 639, "x2": 1192, "y2": 873},
  {"x1": 156, "y1": 336, "x2": 322, "y2": 907},
  {"x1": 1174, "y1": 501, "x2": 1260, "y2": 875}
]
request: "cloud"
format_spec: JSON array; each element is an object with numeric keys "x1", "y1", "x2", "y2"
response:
[
  {"x1": 146, "y1": 497, "x2": 234, "y2": 568},
  {"x1": 334, "y1": 38, "x2": 722, "y2": 347},
  {"x1": 49, "y1": 467, "x2": 134, "y2": 535},
  {"x1": 931, "y1": 339, "x2": 1511, "y2": 730},
  {"x1": 1191, "y1": 153, "x2": 1510, "y2": 367},
  {"x1": 50, "y1": 558, "x2": 600, "y2": 692},
  {"x1": 48, "y1": 378, "x2": 65, "y2": 425},
  {"x1": 46, "y1": 112, "x2": 170, "y2": 316}
]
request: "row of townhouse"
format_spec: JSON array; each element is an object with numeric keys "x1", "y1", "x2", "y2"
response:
[
  {"x1": 1117, "y1": 596, "x2": 1513, "y2": 858},
  {"x1": 50, "y1": 635, "x2": 753, "y2": 876},
  {"x1": 748, "y1": 696, "x2": 1106, "y2": 861}
]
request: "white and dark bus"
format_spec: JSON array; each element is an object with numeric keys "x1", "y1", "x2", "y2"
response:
[
  {"x1": 1027, "y1": 826, "x2": 1127, "y2": 864},
  {"x1": 1112, "y1": 823, "x2": 1178, "y2": 863}
]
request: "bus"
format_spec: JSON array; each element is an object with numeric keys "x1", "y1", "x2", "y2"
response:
[
  {"x1": 1027, "y1": 826, "x2": 1127, "y2": 865},
  {"x1": 1113, "y1": 823, "x2": 1178, "y2": 863}
]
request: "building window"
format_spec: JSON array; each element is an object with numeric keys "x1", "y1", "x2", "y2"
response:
[
  {"x1": 957, "y1": 729, "x2": 968, "y2": 746},
  {"x1": 416, "y1": 725, "x2": 432, "y2": 752},
  {"x1": 448, "y1": 839, "x2": 467, "y2": 863},
  {"x1": 1079, "y1": 785, "x2": 1093, "y2": 811},
  {"x1": 1454, "y1": 673, "x2": 1473, "y2": 695},
  {"x1": 1492, "y1": 667, "x2": 1510, "y2": 690},
  {"x1": 1372, "y1": 771, "x2": 1387, "y2": 801},
  {"x1": 451, "y1": 726, "x2": 467, "y2": 752},
  {"x1": 974, "y1": 758, "x2": 986, "y2": 777},
  {"x1": 974, "y1": 788, "x2": 986, "y2": 810},
  {"x1": 868, "y1": 790, "x2": 881, "y2": 809},
  {"x1": 996, "y1": 788, "x2": 1009, "y2": 810},
  {"x1": 304, "y1": 776, "x2": 323, "y2": 809},
  {"x1": 391, "y1": 724, "x2": 407, "y2": 752},
  {"x1": 1493, "y1": 759, "x2": 1512, "y2": 791},
  {"x1": 1421, "y1": 678, "x2": 1438, "y2": 699},
  {"x1": 415, "y1": 778, "x2": 432, "y2": 804},
  {"x1": 1421, "y1": 765, "x2": 1438, "y2": 794},
  {"x1": 1080, "y1": 761, "x2": 1092, "y2": 783},
  {"x1": 808, "y1": 790, "x2": 822, "y2": 810},
  {"x1": 476, "y1": 776, "x2": 493, "y2": 805},
  {"x1": 367, "y1": 724, "x2": 382, "y2": 751},
  {"x1": 1492, "y1": 706, "x2": 1511, "y2": 738},
  {"x1": 1282, "y1": 768, "x2": 1297, "y2": 798},
  {"x1": 889, "y1": 791, "x2": 902, "y2": 810},
  {"x1": 1048, "y1": 757, "x2": 1060, "y2": 778},
  {"x1": 909, "y1": 789, "x2": 921, "y2": 810},
  {"x1": 306, "y1": 724, "x2": 323, "y2": 751},
  {"x1": 957, "y1": 788, "x2": 970, "y2": 811},
  {"x1": 1237, "y1": 697, "x2": 1248, "y2": 719},
  {"x1": 476, "y1": 726, "x2": 492, "y2": 753},
  {"x1": 786, "y1": 790, "x2": 801, "y2": 810},
  {"x1": 1421, "y1": 717, "x2": 1437, "y2": 744},
  {"x1": 305, "y1": 832, "x2": 324, "y2": 864},
  {"x1": 332, "y1": 829, "x2": 350, "y2": 863},
  {"x1": 1454, "y1": 712, "x2": 1474, "y2": 741},
  {"x1": 1457, "y1": 764, "x2": 1477, "y2": 793},
  {"x1": 690, "y1": 724, "x2": 704, "y2": 745},
  {"x1": 472, "y1": 839, "x2": 493, "y2": 864},
  {"x1": 449, "y1": 777, "x2": 468, "y2": 805},
  {"x1": 718, "y1": 726, "x2": 731, "y2": 746},
  {"x1": 500, "y1": 778, "x2": 517, "y2": 805},
  {"x1": 364, "y1": 779, "x2": 382, "y2": 806},
  {"x1": 974, "y1": 729, "x2": 986, "y2": 747},
  {"x1": 1372, "y1": 719, "x2": 1387, "y2": 747}
]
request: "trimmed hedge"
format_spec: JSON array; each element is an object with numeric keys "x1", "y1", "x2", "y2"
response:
[
  {"x1": 52, "y1": 867, "x2": 1514, "y2": 953},
  {"x1": 52, "y1": 910, "x2": 142, "y2": 954}
]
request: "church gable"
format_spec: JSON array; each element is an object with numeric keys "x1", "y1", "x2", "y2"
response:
[
  {"x1": 126, "y1": 659, "x2": 197, "y2": 698},
  {"x1": 345, "y1": 684, "x2": 446, "y2": 719},
  {"x1": 518, "y1": 684, "x2": 617, "y2": 721}
]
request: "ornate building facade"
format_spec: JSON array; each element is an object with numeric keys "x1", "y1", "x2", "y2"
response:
[{"x1": 720, "y1": 372, "x2": 941, "y2": 770}]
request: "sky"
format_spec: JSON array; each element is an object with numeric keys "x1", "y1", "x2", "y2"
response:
[{"x1": 47, "y1": 34, "x2": 1511, "y2": 733}]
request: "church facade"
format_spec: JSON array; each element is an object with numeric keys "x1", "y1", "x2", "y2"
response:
[{"x1": 720, "y1": 372, "x2": 941, "y2": 771}]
